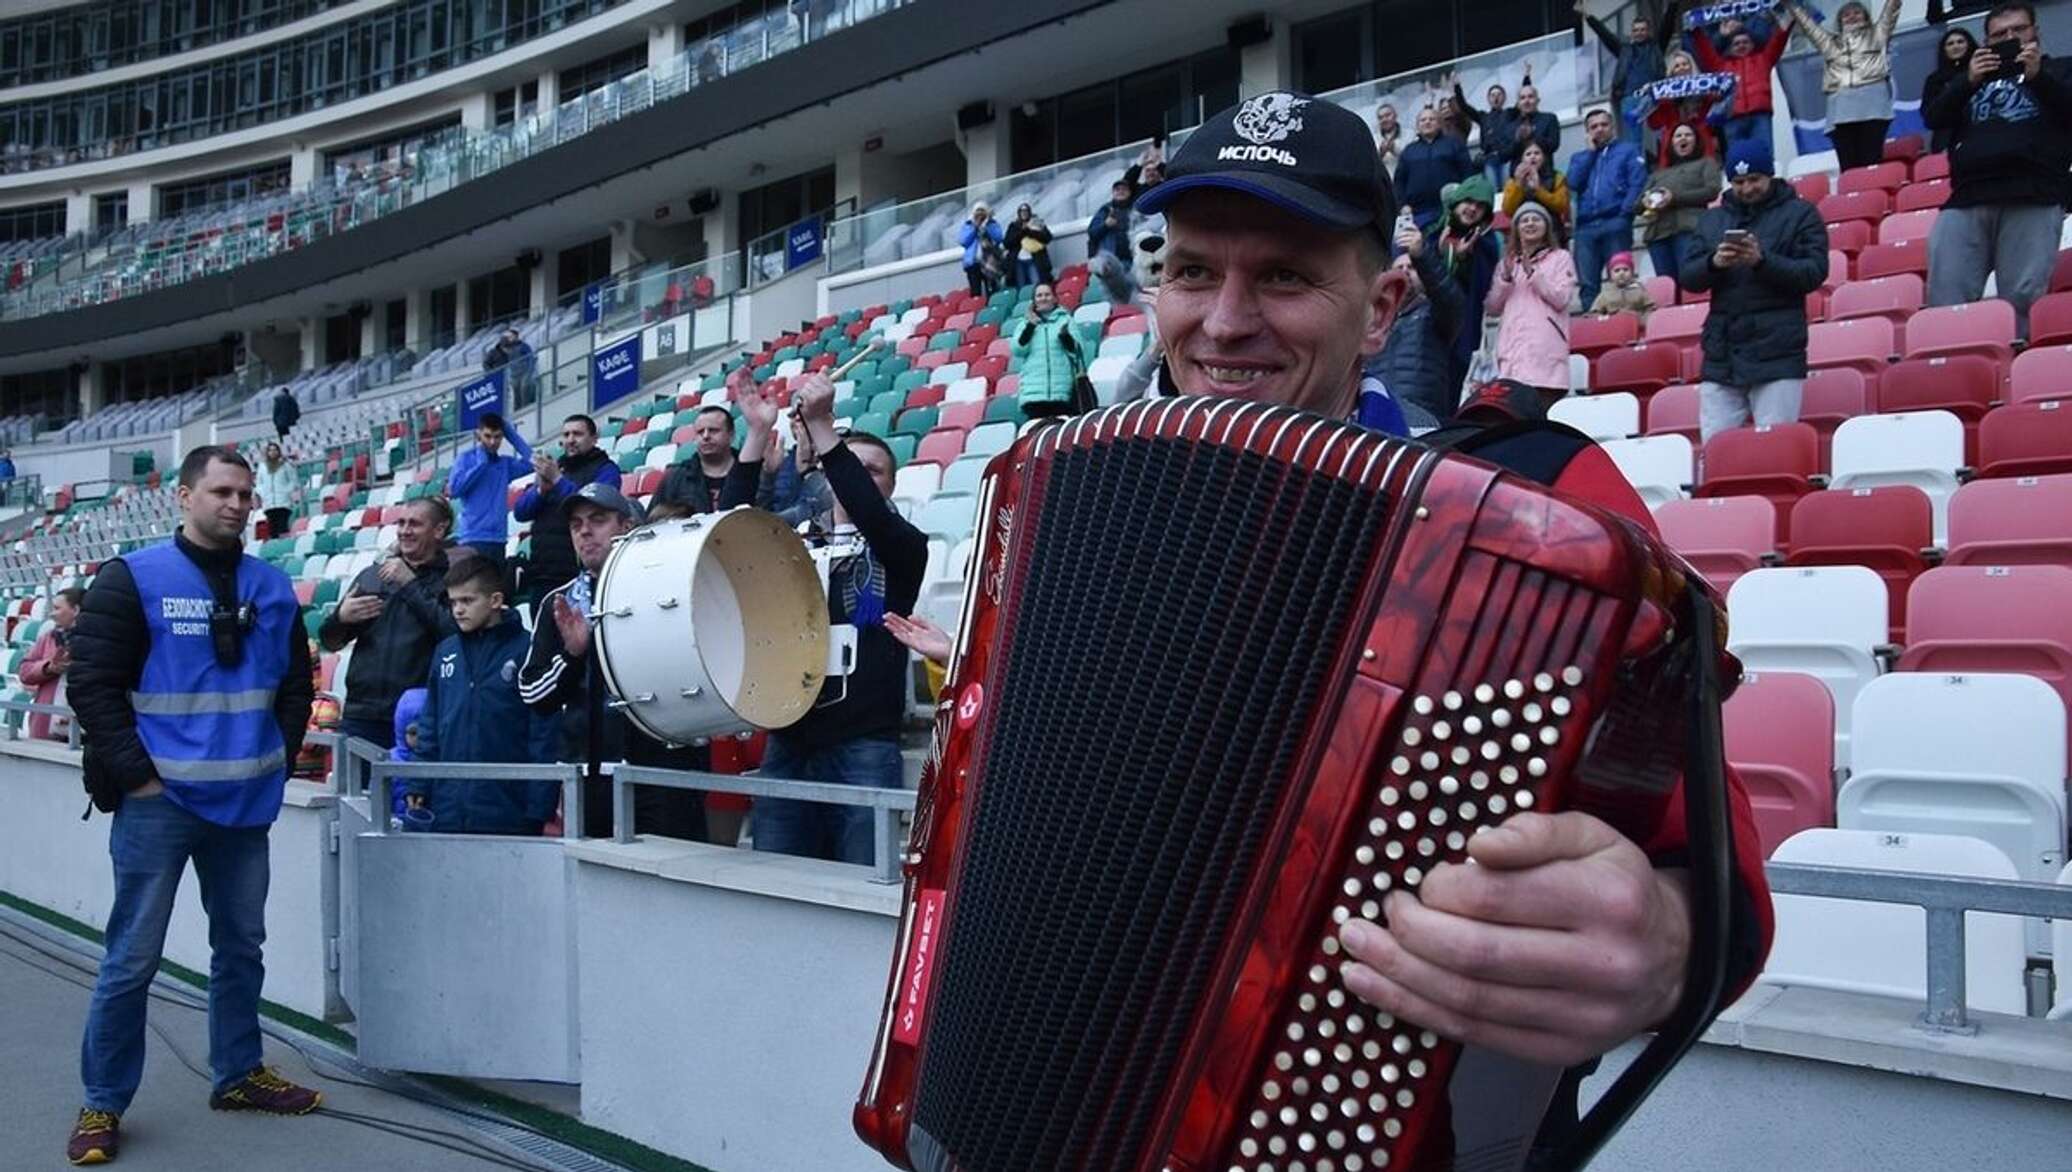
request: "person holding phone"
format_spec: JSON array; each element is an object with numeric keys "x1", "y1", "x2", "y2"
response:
[
  {"x1": 1680, "y1": 139, "x2": 1830, "y2": 442},
  {"x1": 1923, "y1": 2, "x2": 2072, "y2": 342}
]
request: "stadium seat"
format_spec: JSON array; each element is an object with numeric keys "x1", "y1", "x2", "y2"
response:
[
  {"x1": 1892, "y1": 180, "x2": 1950, "y2": 214},
  {"x1": 1784, "y1": 486, "x2": 1934, "y2": 640},
  {"x1": 1827, "y1": 274, "x2": 1923, "y2": 337},
  {"x1": 1823, "y1": 219, "x2": 1873, "y2": 258},
  {"x1": 1570, "y1": 353, "x2": 1591, "y2": 392},
  {"x1": 1876, "y1": 355, "x2": 1999, "y2": 462},
  {"x1": 1838, "y1": 161, "x2": 1907, "y2": 195},
  {"x1": 1643, "y1": 302, "x2": 1707, "y2": 346},
  {"x1": 1902, "y1": 299, "x2": 2016, "y2": 371},
  {"x1": 1855, "y1": 239, "x2": 1927, "y2": 281},
  {"x1": 1696, "y1": 423, "x2": 1821, "y2": 543},
  {"x1": 1727, "y1": 565, "x2": 1888, "y2": 767},
  {"x1": 1548, "y1": 392, "x2": 1638, "y2": 441},
  {"x1": 1898, "y1": 565, "x2": 2072, "y2": 751},
  {"x1": 1592, "y1": 343, "x2": 1682, "y2": 398},
  {"x1": 1807, "y1": 317, "x2": 1894, "y2": 379},
  {"x1": 1912, "y1": 151, "x2": 1950, "y2": 182},
  {"x1": 1655, "y1": 496, "x2": 1776, "y2": 596},
  {"x1": 1978, "y1": 400, "x2": 2072, "y2": 478},
  {"x1": 1600, "y1": 434, "x2": 1692, "y2": 508},
  {"x1": 2029, "y1": 293, "x2": 2072, "y2": 350},
  {"x1": 1725, "y1": 670, "x2": 1837, "y2": 857},
  {"x1": 1791, "y1": 172, "x2": 1831, "y2": 204},
  {"x1": 915, "y1": 428, "x2": 967, "y2": 467},
  {"x1": 2055, "y1": 247, "x2": 2072, "y2": 293},
  {"x1": 912, "y1": 492, "x2": 979, "y2": 541},
  {"x1": 927, "y1": 361, "x2": 970, "y2": 387},
  {"x1": 937, "y1": 400, "x2": 984, "y2": 432},
  {"x1": 1876, "y1": 208, "x2": 1939, "y2": 246},
  {"x1": 1764, "y1": 828, "x2": 2027, "y2": 1014},
  {"x1": 1944, "y1": 473, "x2": 2072, "y2": 570},
  {"x1": 1570, "y1": 313, "x2": 1640, "y2": 360},
  {"x1": 1798, "y1": 367, "x2": 1874, "y2": 461},
  {"x1": 1643, "y1": 384, "x2": 1701, "y2": 445},
  {"x1": 963, "y1": 422, "x2": 1017, "y2": 460},
  {"x1": 1819, "y1": 189, "x2": 1889, "y2": 226},
  {"x1": 1829, "y1": 411, "x2": 1966, "y2": 543},
  {"x1": 2009, "y1": 343, "x2": 2072, "y2": 406}
]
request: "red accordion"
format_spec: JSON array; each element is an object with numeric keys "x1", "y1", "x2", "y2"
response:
[{"x1": 857, "y1": 399, "x2": 1731, "y2": 1172}]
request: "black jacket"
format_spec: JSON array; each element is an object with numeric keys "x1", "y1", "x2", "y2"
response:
[
  {"x1": 70, "y1": 533, "x2": 314, "y2": 807},
  {"x1": 655, "y1": 456, "x2": 759, "y2": 514},
  {"x1": 1681, "y1": 181, "x2": 1831, "y2": 386},
  {"x1": 318, "y1": 550, "x2": 453, "y2": 726},
  {"x1": 1922, "y1": 54, "x2": 2072, "y2": 208},
  {"x1": 516, "y1": 446, "x2": 617, "y2": 593},
  {"x1": 271, "y1": 391, "x2": 300, "y2": 433},
  {"x1": 1363, "y1": 244, "x2": 1464, "y2": 421}
]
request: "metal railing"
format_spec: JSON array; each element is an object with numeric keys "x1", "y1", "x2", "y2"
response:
[
  {"x1": 1764, "y1": 861, "x2": 2072, "y2": 1033},
  {"x1": 614, "y1": 763, "x2": 914, "y2": 884},
  {"x1": 0, "y1": 699, "x2": 83, "y2": 749}
]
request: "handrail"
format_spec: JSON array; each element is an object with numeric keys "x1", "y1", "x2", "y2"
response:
[
  {"x1": 614, "y1": 763, "x2": 914, "y2": 885},
  {"x1": 0, "y1": 699, "x2": 83, "y2": 749},
  {"x1": 1763, "y1": 861, "x2": 2072, "y2": 1033}
]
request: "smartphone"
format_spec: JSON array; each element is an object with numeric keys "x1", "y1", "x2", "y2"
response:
[
  {"x1": 1990, "y1": 39, "x2": 2023, "y2": 77},
  {"x1": 1722, "y1": 229, "x2": 1752, "y2": 244}
]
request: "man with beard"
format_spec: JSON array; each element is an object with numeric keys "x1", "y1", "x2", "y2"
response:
[{"x1": 318, "y1": 496, "x2": 455, "y2": 750}]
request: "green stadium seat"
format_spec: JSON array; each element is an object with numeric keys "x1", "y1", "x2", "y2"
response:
[
  {"x1": 975, "y1": 306, "x2": 1007, "y2": 328},
  {"x1": 854, "y1": 411, "x2": 894, "y2": 437},
  {"x1": 984, "y1": 397, "x2": 1028, "y2": 425},
  {"x1": 869, "y1": 389, "x2": 908, "y2": 416},
  {"x1": 927, "y1": 330, "x2": 962, "y2": 352},
  {"x1": 892, "y1": 370, "x2": 930, "y2": 394},
  {"x1": 988, "y1": 288, "x2": 1019, "y2": 310},
  {"x1": 885, "y1": 434, "x2": 917, "y2": 464},
  {"x1": 895, "y1": 407, "x2": 939, "y2": 436}
]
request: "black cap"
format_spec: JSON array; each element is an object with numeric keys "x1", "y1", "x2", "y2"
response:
[
  {"x1": 1136, "y1": 92, "x2": 1393, "y2": 232},
  {"x1": 568, "y1": 481, "x2": 644, "y2": 524}
]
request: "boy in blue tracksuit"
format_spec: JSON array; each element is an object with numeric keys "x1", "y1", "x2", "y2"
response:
[
  {"x1": 445, "y1": 412, "x2": 533, "y2": 569},
  {"x1": 404, "y1": 557, "x2": 559, "y2": 835}
]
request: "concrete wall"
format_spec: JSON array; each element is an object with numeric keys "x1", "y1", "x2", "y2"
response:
[
  {"x1": 14, "y1": 437, "x2": 172, "y2": 495},
  {"x1": 571, "y1": 841, "x2": 899, "y2": 1172},
  {"x1": 0, "y1": 741, "x2": 335, "y2": 1020}
]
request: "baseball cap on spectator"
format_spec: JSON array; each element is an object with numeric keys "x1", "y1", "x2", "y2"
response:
[
  {"x1": 1135, "y1": 92, "x2": 1396, "y2": 233},
  {"x1": 568, "y1": 482, "x2": 644, "y2": 524}
]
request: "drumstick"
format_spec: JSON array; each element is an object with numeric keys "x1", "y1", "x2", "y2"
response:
[{"x1": 787, "y1": 337, "x2": 884, "y2": 422}]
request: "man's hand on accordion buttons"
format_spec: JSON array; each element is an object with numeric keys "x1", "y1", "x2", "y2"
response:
[{"x1": 1336, "y1": 810, "x2": 1692, "y2": 1067}]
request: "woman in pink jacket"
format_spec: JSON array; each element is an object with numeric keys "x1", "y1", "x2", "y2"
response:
[
  {"x1": 16, "y1": 587, "x2": 82, "y2": 741},
  {"x1": 1486, "y1": 200, "x2": 1578, "y2": 415}
]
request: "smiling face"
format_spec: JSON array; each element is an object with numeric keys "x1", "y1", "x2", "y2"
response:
[
  {"x1": 1032, "y1": 283, "x2": 1057, "y2": 315},
  {"x1": 1453, "y1": 198, "x2": 1488, "y2": 228},
  {"x1": 395, "y1": 498, "x2": 447, "y2": 563},
  {"x1": 1155, "y1": 190, "x2": 1403, "y2": 421},
  {"x1": 1669, "y1": 51, "x2": 1696, "y2": 77},
  {"x1": 1514, "y1": 212, "x2": 1549, "y2": 248},
  {"x1": 1415, "y1": 107, "x2": 1437, "y2": 138},
  {"x1": 1839, "y1": 3, "x2": 1868, "y2": 29},
  {"x1": 1631, "y1": 16, "x2": 1651, "y2": 42}
]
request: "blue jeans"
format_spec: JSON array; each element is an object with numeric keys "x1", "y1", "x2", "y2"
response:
[
  {"x1": 752, "y1": 734, "x2": 901, "y2": 865},
  {"x1": 1722, "y1": 112, "x2": 1770, "y2": 146},
  {"x1": 1574, "y1": 222, "x2": 1632, "y2": 313},
  {"x1": 82, "y1": 793, "x2": 271, "y2": 1112}
]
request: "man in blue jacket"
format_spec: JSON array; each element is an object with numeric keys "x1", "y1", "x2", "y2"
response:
[
  {"x1": 1568, "y1": 107, "x2": 1649, "y2": 311},
  {"x1": 1397, "y1": 106, "x2": 1475, "y2": 232},
  {"x1": 405, "y1": 557, "x2": 559, "y2": 835},
  {"x1": 445, "y1": 412, "x2": 533, "y2": 573}
]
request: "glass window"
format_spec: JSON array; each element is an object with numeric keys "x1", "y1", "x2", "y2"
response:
[
  {"x1": 0, "y1": 201, "x2": 65, "y2": 242},
  {"x1": 1296, "y1": 9, "x2": 1368, "y2": 94},
  {"x1": 1118, "y1": 66, "x2": 1185, "y2": 146}
]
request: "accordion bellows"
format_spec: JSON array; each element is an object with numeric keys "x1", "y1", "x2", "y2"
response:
[{"x1": 857, "y1": 398, "x2": 1696, "y2": 1172}]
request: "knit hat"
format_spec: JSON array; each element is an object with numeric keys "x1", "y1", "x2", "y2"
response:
[
  {"x1": 1441, "y1": 174, "x2": 1496, "y2": 212},
  {"x1": 1725, "y1": 138, "x2": 1774, "y2": 180},
  {"x1": 1510, "y1": 200, "x2": 1555, "y2": 230},
  {"x1": 1609, "y1": 250, "x2": 1636, "y2": 271}
]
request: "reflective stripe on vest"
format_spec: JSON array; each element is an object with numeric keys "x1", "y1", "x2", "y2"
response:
[{"x1": 128, "y1": 687, "x2": 277, "y2": 717}]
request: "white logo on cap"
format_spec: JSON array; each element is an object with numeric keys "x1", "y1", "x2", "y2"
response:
[{"x1": 1233, "y1": 93, "x2": 1309, "y2": 146}]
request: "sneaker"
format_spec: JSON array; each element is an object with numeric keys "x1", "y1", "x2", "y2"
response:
[
  {"x1": 67, "y1": 1109, "x2": 120, "y2": 1165},
  {"x1": 207, "y1": 1067, "x2": 322, "y2": 1115}
]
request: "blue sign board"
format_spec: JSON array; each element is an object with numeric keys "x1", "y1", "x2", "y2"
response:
[
  {"x1": 592, "y1": 333, "x2": 642, "y2": 411},
  {"x1": 456, "y1": 367, "x2": 507, "y2": 430},
  {"x1": 785, "y1": 217, "x2": 823, "y2": 271},
  {"x1": 581, "y1": 279, "x2": 611, "y2": 324}
]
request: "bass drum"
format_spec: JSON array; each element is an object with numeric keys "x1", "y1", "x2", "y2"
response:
[{"x1": 593, "y1": 507, "x2": 828, "y2": 746}]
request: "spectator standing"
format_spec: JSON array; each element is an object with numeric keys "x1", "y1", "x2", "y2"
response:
[
  {"x1": 317, "y1": 497, "x2": 455, "y2": 749},
  {"x1": 1002, "y1": 203, "x2": 1055, "y2": 288},
  {"x1": 1373, "y1": 103, "x2": 1404, "y2": 177},
  {"x1": 1363, "y1": 218, "x2": 1466, "y2": 421},
  {"x1": 17, "y1": 586, "x2": 82, "y2": 741},
  {"x1": 1692, "y1": 10, "x2": 1797, "y2": 145},
  {"x1": 1923, "y1": 3, "x2": 2072, "y2": 342},
  {"x1": 1642, "y1": 123, "x2": 1725, "y2": 289},
  {"x1": 1010, "y1": 283, "x2": 1086, "y2": 419},
  {"x1": 1087, "y1": 181, "x2": 1138, "y2": 265},
  {"x1": 1433, "y1": 176, "x2": 1504, "y2": 395},
  {"x1": 404, "y1": 558, "x2": 560, "y2": 836},
  {"x1": 1579, "y1": 1, "x2": 1680, "y2": 147},
  {"x1": 724, "y1": 373, "x2": 927, "y2": 864},
  {"x1": 445, "y1": 412, "x2": 532, "y2": 570},
  {"x1": 1680, "y1": 139, "x2": 1831, "y2": 440},
  {"x1": 1921, "y1": 25, "x2": 1982, "y2": 154},
  {"x1": 1435, "y1": 92, "x2": 1474, "y2": 142},
  {"x1": 1398, "y1": 107, "x2": 1475, "y2": 233},
  {"x1": 1568, "y1": 107, "x2": 1649, "y2": 311},
  {"x1": 0, "y1": 446, "x2": 15, "y2": 480},
  {"x1": 957, "y1": 202, "x2": 1006, "y2": 297},
  {"x1": 1505, "y1": 84, "x2": 1564, "y2": 172},
  {"x1": 656, "y1": 399, "x2": 757, "y2": 513},
  {"x1": 1788, "y1": 0, "x2": 1905, "y2": 172},
  {"x1": 1589, "y1": 251, "x2": 1660, "y2": 319},
  {"x1": 1454, "y1": 79, "x2": 1518, "y2": 192},
  {"x1": 1487, "y1": 202, "x2": 1580, "y2": 415},
  {"x1": 481, "y1": 328, "x2": 537, "y2": 398},
  {"x1": 1501, "y1": 142, "x2": 1573, "y2": 224},
  {"x1": 254, "y1": 441, "x2": 299, "y2": 541},
  {"x1": 64, "y1": 446, "x2": 319, "y2": 1166},
  {"x1": 513, "y1": 413, "x2": 621, "y2": 600},
  {"x1": 1635, "y1": 50, "x2": 1734, "y2": 167},
  {"x1": 270, "y1": 385, "x2": 300, "y2": 442}
]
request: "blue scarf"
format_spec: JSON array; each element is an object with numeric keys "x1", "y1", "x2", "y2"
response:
[
  {"x1": 1684, "y1": 0, "x2": 1823, "y2": 28},
  {"x1": 1624, "y1": 72, "x2": 1738, "y2": 126}
]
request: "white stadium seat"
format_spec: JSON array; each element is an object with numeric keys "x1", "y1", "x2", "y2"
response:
[
  {"x1": 912, "y1": 493, "x2": 978, "y2": 541},
  {"x1": 1087, "y1": 355, "x2": 1132, "y2": 405},
  {"x1": 928, "y1": 362, "x2": 970, "y2": 387},
  {"x1": 1727, "y1": 566, "x2": 1887, "y2": 768},
  {"x1": 1549, "y1": 392, "x2": 1640, "y2": 441},
  {"x1": 963, "y1": 422, "x2": 1017, "y2": 460},
  {"x1": 941, "y1": 455, "x2": 989, "y2": 496},
  {"x1": 943, "y1": 378, "x2": 989, "y2": 405},
  {"x1": 892, "y1": 463, "x2": 941, "y2": 508},
  {"x1": 1829, "y1": 410, "x2": 1966, "y2": 544},
  {"x1": 1602, "y1": 434, "x2": 1692, "y2": 509}
]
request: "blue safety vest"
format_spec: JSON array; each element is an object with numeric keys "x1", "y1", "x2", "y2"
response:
[{"x1": 125, "y1": 541, "x2": 300, "y2": 828}]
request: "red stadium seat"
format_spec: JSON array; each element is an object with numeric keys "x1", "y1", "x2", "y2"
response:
[
  {"x1": 1643, "y1": 274, "x2": 1677, "y2": 307},
  {"x1": 1656, "y1": 496, "x2": 1776, "y2": 596},
  {"x1": 1882, "y1": 134, "x2": 1924, "y2": 163},
  {"x1": 1819, "y1": 190, "x2": 1890, "y2": 226},
  {"x1": 2028, "y1": 293, "x2": 2072, "y2": 350},
  {"x1": 895, "y1": 336, "x2": 927, "y2": 359},
  {"x1": 968, "y1": 354, "x2": 1010, "y2": 383},
  {"x1": 1800, "y1": 367, "x2": 1875, "y2": 462},
  {"x1": 1805, "y1": 288, "x2": 1828, "y2": 323},
  {"x1": 1593, "y1": 342, "x2": 1683, "y2": 398},
  {"x1": 904, "y1": 385, "x2": 947, "y2": 409},
  {"x1": 1646, "y1": 302, "x2": 1708, "y2": 345},
  {"x1": 966, "y1": 323, "x2": 1001, "y2": 347},
  {"x1": 915, "y1": 428, "x2": 967, "y2": 466},
  {"x1": 1856, "y1": 239, "x2": 1927, "y2": 280},
  {"x1": 2054, "y1": 248, "x2": 2072, "y2": 293},
  {"x1": 1646, "y1": 384, "x2": 1702, "y2": 445},
  {"x1": 1893, "y1": 180, "x2": 1950, "y2": 213},
  {"x1": 1978, "y1": 400, "x2": 2072, "y2": 478},
  {"x1": 1791, "y1": 173, "x2": 1831, "y2": 204},
  {"x1": 937, "y1": 400, "x2": 985, "y2": 432},
  {"x1": 293, "y1": 579, "x2": 318, "y2": 606},
  {"x1": 1808, "y1": 317, "x2": 1894, "y2": 378},
  {"x1": 1838, "y1": 161, "x2": 1907, "y2": 194},
  {"x1": 1725, "y1": 671, "x2": 1838, "y2": 858},
  {"x1": 950, "y1": 343, "x2": 985, "y2": 366},
  {"x1": 671, "y1": 424, "x2": 696, "y2": 444},
  {"x1": 1903, "y1": 299, "x2": 2016, "y2": 372},
  {"x1": 1945, "y1": 473, "x2": 2072, "y2": 571},
  {"x1": 914, "y1": 350, "x2": 950, "y2": 371},
  {"x1": 2010, "y1": 343, "x2": 2072, "y2": 406},
  {"x1": 1877, "y1": 208, "x2": 1939, "y2": 245},
  {"x1": 993, "y1": 373, "x2": 1020, "y2": 399},
  {"x1": 1571, "y1": 312, "x2": 1640, "y2": 360},
  {"x1": 1911, "y1": 151, "x2": 1949, "y2": 182},
  {"x1": 1679, "y1": 284, "x2": 1711, "y2": 305},
  {"x1": 1827, "y1": 274, "x2": 1923, "y2": 337},
  {"x1": 1696, "y1": 422, "x2": 1822, "y2": 542},
  {"x1": 1785, "y1": 486, "x2": 1935, "y2": 640},
  {"x1": 1819, "y1": 249, "x2": 1850, "y2": 291},
  {"x1": 1897, "y1": 565, "x2": 2072, "y2": 752},
  {"x1": 1823, "y1": 219, "x2": 1874, "y2": 257},
  {"x1": 1878, "y1": 355, "x2": 2000, "y2": 462}
]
